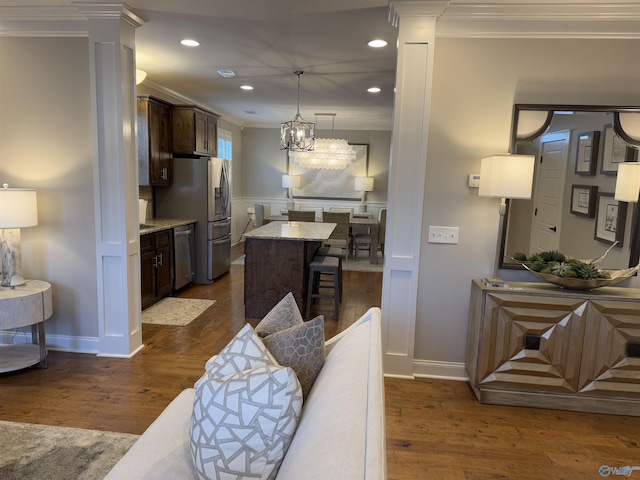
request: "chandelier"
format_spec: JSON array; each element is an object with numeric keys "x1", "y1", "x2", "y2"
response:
[
  {"x1": 289, "y1": 114, "x2": 357, "y2": 169},
  {"x1": 280, "y1": 71, "x2": 315, "y2": 152}
]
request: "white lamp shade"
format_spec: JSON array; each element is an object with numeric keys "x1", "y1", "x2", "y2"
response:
[
  {"x1": 354, "y1": 177, "x2": 374, "y2": 192},
  {"x1": 615, "y1": 163, "x2": 640, "y2": 202},
  {"x1": 479, "y1": 154, "x2": 535, "y2": 199},
  {"x1": 0, "y1": 188, "x2": 38, "y2": 228},
  {"x1": 282, "y1": 174, "x2": 301, "y2": 189}
]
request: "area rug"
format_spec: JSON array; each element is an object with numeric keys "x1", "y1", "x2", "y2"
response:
[
  {"x1": 142, "y1": 297, "x2": 216, "y2": 326},
  {"x1": 0, "y1": 420, "x2": 138, "y2": 480},
  {"x1": 231, "y1": 254, "x2": 383, "y2": 273}
]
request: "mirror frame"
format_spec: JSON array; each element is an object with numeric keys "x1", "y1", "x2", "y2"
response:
[{"x1": 501, "y1": 104, "x2": 640, "y2": 270}]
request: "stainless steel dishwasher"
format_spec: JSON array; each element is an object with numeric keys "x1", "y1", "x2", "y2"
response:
[{"x1": 173, "y1": 224, "x2": 195, "y2": 290}]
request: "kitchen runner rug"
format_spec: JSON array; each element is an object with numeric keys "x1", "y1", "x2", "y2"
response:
[
  {"x1": 0, "y1": 420, "x2": 138, "y2": 480},
  {"x1": 142, "y1": 297, "x2": 216, "y2": 326}
]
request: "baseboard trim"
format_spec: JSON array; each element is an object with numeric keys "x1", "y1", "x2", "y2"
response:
[
  {"x1": 1, "y1": 329, "x2": 100, "y2": 354},
  {"x1": 412, "y1": 359, "x2": 468, "y2": 381}
]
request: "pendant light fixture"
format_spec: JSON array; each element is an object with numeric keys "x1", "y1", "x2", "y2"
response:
[
  {"x1": 289, "y1": 113, "x2": 357, "y2": 169},
  {"x1": 280, "y1": 71, "x2": 315, "y2": 152}
]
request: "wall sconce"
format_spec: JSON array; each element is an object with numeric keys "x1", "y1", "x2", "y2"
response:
[
  {"x1": 615, "y1": 162, "x2": 640, "y2": 202},
  {"x1": 355, "y1": 177, "x2": 374, "y2": 213},
  {"x1": 136, "y1": 69, "x2": 147, "y2": 85},
  {"x1": 282, "y1": 175, "x2": 301, "y2": 210},
  {"x1": 479, "y1": 154, "x2": 535, "y2": 284},
  {"x1": 0, "y1": 183, "x2": 38, "y2": 287}
]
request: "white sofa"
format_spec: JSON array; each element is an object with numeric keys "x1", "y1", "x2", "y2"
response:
[{"x1": 105, "y1": 307, "x2": 386, "y2": 479}]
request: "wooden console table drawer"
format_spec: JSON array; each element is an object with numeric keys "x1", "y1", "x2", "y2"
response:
[{"x1": 466, "y1": 280, "x2": 640, "y2": 416}]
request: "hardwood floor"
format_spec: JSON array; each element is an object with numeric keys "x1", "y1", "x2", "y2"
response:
[{"x1": 1, "y1": 242, "x2": 639, "y2": 479}]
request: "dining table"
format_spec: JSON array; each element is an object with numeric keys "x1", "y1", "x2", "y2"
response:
[{"x1": 265, "y1": 214, "x2": 380, "y2": 264}]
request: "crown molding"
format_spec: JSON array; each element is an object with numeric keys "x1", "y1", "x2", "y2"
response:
[
  {"x1": 0, "y1": 2, "x2": 146, "y2": 36},
  {"x1": 387, "y1": 1, "x2": 640, "y2": 38}
]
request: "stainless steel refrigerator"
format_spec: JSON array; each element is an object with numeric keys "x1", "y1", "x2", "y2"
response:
[{"x1": 156, "y1": 157, "x2": 231, "y2": 284}]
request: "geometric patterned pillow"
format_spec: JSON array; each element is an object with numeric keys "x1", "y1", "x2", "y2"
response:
[
  {"x1": 196, "y1": 323, "x2": 277, "y2": 389},
  {"x1": 254, "y1": 292, "x2": 303, "y2": 338},
  {"x1": 261, "y1": 315, "x2": 325, "y2": 398},
  {"x1": 190, "y1": 366, "x2": 303, "y2": 480}
]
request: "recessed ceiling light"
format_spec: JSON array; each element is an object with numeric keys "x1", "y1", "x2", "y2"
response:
[
  {"x1": 367, "y1": 87, "x2": 381, "y2": 93},
  {"x1": 180, "y1": 39, "x2": 200, "y2": 47},
  {"x1": 240, "y1": 85, "x2": 254, "y2": 91},
  {"x1": 368, "y1": 39, "x2": 387, "y2": 48},
  {"x1": 217, "y1": 69, "x2": 236, "y2": 78}
]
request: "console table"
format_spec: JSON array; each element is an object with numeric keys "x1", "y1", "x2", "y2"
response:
[
  {"x1": 0, "y1": 280, "x2": 52, "y2": 373},
  {"x1": 466, "y1": 279, "x2": 640, "y2": 416}
]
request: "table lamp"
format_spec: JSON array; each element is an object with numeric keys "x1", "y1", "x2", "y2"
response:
[
  {"x1": 282, "y1": 174, "x2": 301, "y2": 210},
  {"x1": 355, "y1": 177, "x2": 374, "y2": 213},
  {"x1": 614, "y1": 163, "x2": 640, "y2": 202},
  {"x1": 479, "y1": 154, "x2": 535, "y2": 285},
  {"x1": 0, "y1": 183, "x2": 38, "y2": 287}
]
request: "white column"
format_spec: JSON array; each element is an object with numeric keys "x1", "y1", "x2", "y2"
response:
[
  {"x1": 382, "y1": 2, "x2": 446, "y2": 377},
  {"x1": 79, "y1": 3, "x2": 146, "y2": 357}
]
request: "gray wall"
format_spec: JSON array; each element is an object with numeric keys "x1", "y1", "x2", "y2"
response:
[
  {"x1": 241, "y1": 127, "x2": 391, "y2": 203},
  {"x1": 0, "y1": 37, "x2": 98, "y2": 339},
  {"x1": 415, "y1": 37, "x2": 640, "y2": 366}
]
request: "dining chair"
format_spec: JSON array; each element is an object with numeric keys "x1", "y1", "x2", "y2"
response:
[
  {"x1": 254, "y1": 204, "x2": 266, "y2": 227},
  {"x1": 322, "y1": 211, "x2": 352, "y2": 258},
  {"x1": 299, "y1": 206, "x2": 324, "y2": 220},
  {"x1": 288, "y1": 210, "x2": 315, "y2": 222},
  {"x1": 352, "y1": 226, "x2": 373, "y2": 260},
  {"x1": 329, "y1": 207, "x2": 354, "y2": 219},
  {"x1": 378, "y1": 208, "x2": 386, "y2": 256}
]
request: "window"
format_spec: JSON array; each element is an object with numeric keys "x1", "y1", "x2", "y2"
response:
[{"x1": 218, "y1": 128, "x2": 232, "y2": 161}]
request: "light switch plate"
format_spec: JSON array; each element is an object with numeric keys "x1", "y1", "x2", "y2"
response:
[{"x1": 428, "y1": 226, "x2": 459, "y2": 244}]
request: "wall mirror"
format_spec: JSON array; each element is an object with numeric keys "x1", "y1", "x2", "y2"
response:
[{"x1": 501, "y1": 104, "x2": 640, "y2": 271}]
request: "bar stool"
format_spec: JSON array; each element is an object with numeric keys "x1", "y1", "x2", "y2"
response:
[
  {"x1": 306, "y1": 255, "x2": 341, "y2": 320},
  {"x1": 315, "y1": 246, "x2": 343, "y2": 299}
]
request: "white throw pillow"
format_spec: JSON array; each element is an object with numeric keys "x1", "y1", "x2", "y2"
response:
[
  {"x1": 190, "y1": 324, "x2": 303, "y2": 480},
  {"x1": 196, "y1": 323, "x2": 277, "y2": 389}
]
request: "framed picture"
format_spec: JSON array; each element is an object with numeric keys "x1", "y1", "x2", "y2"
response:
[
  {"x1": 594, "y1": 192, "x2": 627, "y2": 246},
  {"x1": 570, "y1": 184, "x2": 598, "y2": 217},
  {"x1": 288, "y1": 143, "x2": 369, "y2": 200},
  {"x1": 574, "y1": 131, "x2": 600, "y2": 176},
  {"x1": 600, "y1": 124, "x2": 637, "y2": 174}
]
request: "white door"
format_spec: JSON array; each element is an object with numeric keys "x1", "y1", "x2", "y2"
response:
[{"x1": 529, "y1": 131, "x2": 570, "y2": 253}]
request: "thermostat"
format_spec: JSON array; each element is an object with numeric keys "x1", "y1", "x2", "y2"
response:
[{"x1": 468, "y1": 174, "x2": 481, "y2": 188}]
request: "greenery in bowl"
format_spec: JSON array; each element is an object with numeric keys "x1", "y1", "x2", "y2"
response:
[{"x1": 513, "y1": 249, "x2": 640, "y2": 290}]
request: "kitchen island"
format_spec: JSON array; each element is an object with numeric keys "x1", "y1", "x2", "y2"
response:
[{"x1": 243, "y1": 221, "x2": 336, "y2": 318}]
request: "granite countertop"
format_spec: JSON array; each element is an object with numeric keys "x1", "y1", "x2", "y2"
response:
[
  {"x1": 243, "y1": 221, "x2": 336, "y2": 241},
  {"x1": 140, "y1": 218, "x2": 197, "y2": 235}
]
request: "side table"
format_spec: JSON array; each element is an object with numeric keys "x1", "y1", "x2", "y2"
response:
[{"x1": 0, "y1": 280, "x2": 52, "y2": 373}]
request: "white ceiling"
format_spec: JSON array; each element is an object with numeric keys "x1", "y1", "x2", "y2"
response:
[
  {"x1": 2, "y1": 1, "x2": 640, "y2": 131},
  {"x1": 132, "y1": 0, "x2": 398, "y2": 130}
]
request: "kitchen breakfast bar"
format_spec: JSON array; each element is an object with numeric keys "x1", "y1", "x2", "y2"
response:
[{"x1": 243, "y1": 221, "x2": 336, "y2": 318}]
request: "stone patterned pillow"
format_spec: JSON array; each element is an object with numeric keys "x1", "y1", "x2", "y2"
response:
[
  {"x1": 196, "y1": 323, "x2": 277, "y2": 390},
  {"x1": 261, "y1": 315, "x2": 325, "y2": 398},
  {"x1": 190, "y1": 365, "x2": 302, "y2": 480},
  {"x1": 255, "y1": 292, "x2": 303, "y2": 338},
  {"x1": 190, "y1": 323, "x2": 303, "y2": 480}
]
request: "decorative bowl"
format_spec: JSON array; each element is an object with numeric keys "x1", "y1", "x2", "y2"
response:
[{"x1": 522, "y1": 263, "x2": 640, "y2": 290}]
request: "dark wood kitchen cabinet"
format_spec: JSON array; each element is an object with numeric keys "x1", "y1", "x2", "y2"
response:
[
  {"x1": 141, "y1": 229, "x2": 173, "y2": 309},
  {"x1": 138, "y1": 95, "x2": 173, "y2": 186},
  {"x1": 172, "y1": 105, "x2": 220, "y2": 157}
]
